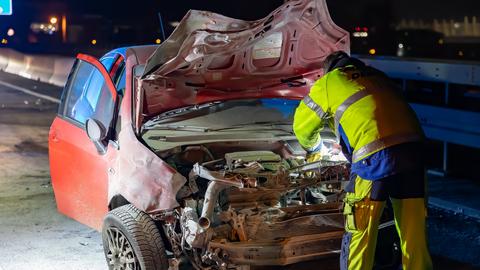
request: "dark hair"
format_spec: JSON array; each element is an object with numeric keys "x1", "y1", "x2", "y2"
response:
[
  {"x1": 323, "y1": 51, "x2": 365, "y2": 72},
  {"x1": 323, "y1": 51, "x2": 349, "y2": 72}
]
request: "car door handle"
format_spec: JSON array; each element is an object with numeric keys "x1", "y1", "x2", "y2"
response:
[{"x1": 50, "y1": 131, "x2": 59, "y2": 143}]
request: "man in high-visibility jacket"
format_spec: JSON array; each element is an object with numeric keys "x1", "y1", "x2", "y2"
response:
[{"x1": 293, "y1": 51, "x2": 433, "y2": 270}]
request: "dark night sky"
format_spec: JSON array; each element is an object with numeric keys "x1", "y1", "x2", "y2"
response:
[
  {"x1": 390, "y1": 0, "x2": 480, "y2": 20},
  {"x1": 3, "y1": 0, "x2": 480, "y2": 29},
  {"x1": 2, "y1": 0, "x2": 480, "y2": 44},
  {"x1": 71, "y1": 0, "x2": 480, "y2": 22},
  {"x1": 66, "y1": 0, "x2": 480, "y2": 40}
]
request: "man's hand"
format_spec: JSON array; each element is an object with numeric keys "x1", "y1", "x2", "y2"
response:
[
  {"x1": 306, "y1": 151, "x2": 322, "y2": 163},
  {"x1": 305, "y1": 139, "x2": 322, "y2": 163}
]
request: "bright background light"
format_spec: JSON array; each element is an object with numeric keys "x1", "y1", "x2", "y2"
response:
[
  {"x1": 0, "y1": 0, "x2": 13, "y2": 15},
  {"x1": 352, "y1": 31, "x2": 368, "y2": 38}
]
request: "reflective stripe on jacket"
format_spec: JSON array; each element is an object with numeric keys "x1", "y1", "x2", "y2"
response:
[{"x1": 293, "y1": 65, "x2": 424, "y2": 180}]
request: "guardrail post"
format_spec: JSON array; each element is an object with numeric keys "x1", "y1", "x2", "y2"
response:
[{"x1": 442, "y1": 82, "x2": 449, "y2": 175}]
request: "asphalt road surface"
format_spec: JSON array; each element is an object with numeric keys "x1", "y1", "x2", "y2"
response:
[{"x1": 0, "y1": 70, "x2": 478, "y2": 270}]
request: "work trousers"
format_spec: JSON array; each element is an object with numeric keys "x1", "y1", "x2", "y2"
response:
[{"x1": 340, "y1": 169, "x2": 433, "y2": 270}]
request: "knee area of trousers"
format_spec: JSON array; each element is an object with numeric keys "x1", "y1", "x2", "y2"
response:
[{"x1": 344, "y1": 198, "x2": 383, "y2": 232}]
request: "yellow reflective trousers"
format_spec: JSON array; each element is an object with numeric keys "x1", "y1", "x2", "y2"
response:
[{"x1": 341, "y1": 175, "x2": 433, "y2": 270}]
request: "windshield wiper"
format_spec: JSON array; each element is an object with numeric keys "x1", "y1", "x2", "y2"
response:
[
  {"x1": 143, "y1": 125, "x2": 210, "y2": 132},
  {"x1": 208, "y1": 120, "x2": 293, "y2": 132},
  {"x1": 144, "y1": 101, "x2": 223, "y2": 128},
  {"x1": 142, "y1": 120, "x2": 293, "y2": 135}
]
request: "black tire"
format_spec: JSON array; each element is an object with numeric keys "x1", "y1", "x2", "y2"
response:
[{"x1": 102, "y1": 204, "x2": 169, "y2": 270}]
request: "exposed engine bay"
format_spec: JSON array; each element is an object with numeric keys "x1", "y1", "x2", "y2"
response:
[{"x1": 152, "y1": 140, "x2": 350, "y2": 269}]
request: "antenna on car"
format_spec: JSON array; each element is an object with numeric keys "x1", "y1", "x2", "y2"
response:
[{"x1": 157, "y1": 12, "x2": 167, "y2": 42}]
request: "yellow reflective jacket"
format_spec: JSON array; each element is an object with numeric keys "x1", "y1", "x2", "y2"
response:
[{"x1": 293, "y1": 65, "x2": 424, "y2": 180}]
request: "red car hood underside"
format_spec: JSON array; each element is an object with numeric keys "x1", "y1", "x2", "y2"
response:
[{"x1": 139, "y1": 0, "x2": 349, "y2": 118}]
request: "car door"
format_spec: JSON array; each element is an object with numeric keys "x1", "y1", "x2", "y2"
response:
[{"x1": 49, "y1": 54, "x2": 118, "y2": 230}]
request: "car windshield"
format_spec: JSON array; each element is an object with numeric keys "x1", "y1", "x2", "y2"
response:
[{"x1": 143, "y1": 98, "x2": 301, "y2": 131}]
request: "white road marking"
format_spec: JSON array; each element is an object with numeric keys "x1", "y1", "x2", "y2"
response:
[{"x1": 0, "y1": 80, "x2": 60, "y2": 104}]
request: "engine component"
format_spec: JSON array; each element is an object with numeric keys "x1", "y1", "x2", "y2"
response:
[
  {"x1": 165, "y1": 147, "x2": 349, "y2": 269},
  {"x1": 180, "y1": 199, "x2": 207, "y2": 248},
  {"x1": 225, "y1": 151, "x2": 282, "y2": 171},
  {"x1": 192, "y1": 163, "x2": 244, "y2": 188}
]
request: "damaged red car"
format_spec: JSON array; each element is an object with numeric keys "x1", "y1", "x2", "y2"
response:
[{"x1": 49, "y1": 0, "x2": 399, "y2": 269}]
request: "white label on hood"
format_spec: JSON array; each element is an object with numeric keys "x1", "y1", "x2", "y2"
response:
[{"x1": 252, "y1": 32, "x2": 283, "y2": 60}]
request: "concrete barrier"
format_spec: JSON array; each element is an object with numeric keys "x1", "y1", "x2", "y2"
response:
[
  {"x1": 26, "y1": 55, "x2": 56, "y2": 82},
  {"x1": 49, "y1": 57, "x2": 75, "y2": 86},
  {"x1": 0, "y1": 48, "x2": 74, "y2": 87},
  {"x1": 4, "y1": 49, "x2": 27, "y2": 76},
  {"x1": 0, "y1": 48, "x2": 12, "y2": 70}
]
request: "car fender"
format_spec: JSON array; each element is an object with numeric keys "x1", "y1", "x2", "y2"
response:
[{"x1": 107, "y1": 125, "x2": 186, "y2": 214}]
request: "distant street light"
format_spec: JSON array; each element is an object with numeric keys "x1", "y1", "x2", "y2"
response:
[
  {"x1": 61, "y1": 15, "x2": 67, "y2": 43},
  {"x1": 155, "y1": 39, "x2": 161, "y2": 44},
  {"x1": 369, "y1": 48, "x2": 377, "y2": 55},
  {"x1": 7, "y1": 28, "x2": 14, "y2": 37},
  {"x1": 91, "y1": 39, "x2": 97, "y2": 45},
  {"x1": 50, "y1": 16, "x2": 58, "y2": 24}
]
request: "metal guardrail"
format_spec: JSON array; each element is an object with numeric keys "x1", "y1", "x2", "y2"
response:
[{"x1": 359, "y1": 56, "x2": 480, "y2": 86}]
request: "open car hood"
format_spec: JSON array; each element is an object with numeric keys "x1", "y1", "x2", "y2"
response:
[{"x1": 138, "y1": 0, "x2": 349, "y2": 119}]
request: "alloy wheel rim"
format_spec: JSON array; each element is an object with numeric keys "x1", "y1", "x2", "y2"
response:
[{"x1": 105, "y1": 227, "x2": 139, "y2": 270}]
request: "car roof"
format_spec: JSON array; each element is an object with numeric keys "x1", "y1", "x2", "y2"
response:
[{"x1": 102, "y1": 45, "x2": 158, "y2": 60}]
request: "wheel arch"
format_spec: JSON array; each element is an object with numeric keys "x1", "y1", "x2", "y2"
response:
[{"x1": 108, "y1": 194, "x2": 130, "y2": 211}]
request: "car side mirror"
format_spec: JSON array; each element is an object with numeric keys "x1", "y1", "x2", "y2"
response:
[{"x1": 86, "y1": 118, "x2": 107, "y2": 154}]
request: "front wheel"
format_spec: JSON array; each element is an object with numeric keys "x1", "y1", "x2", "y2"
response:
[{"x1": 102, "y1": 204, "x2": 169, "y2": 270}]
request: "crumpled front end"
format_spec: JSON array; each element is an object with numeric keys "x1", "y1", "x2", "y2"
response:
[
  {"x1": 107, "y1": 126, "x2": 187, "y2": 214},
  {"x1": 150, "y1": 143, "x2": 349, "y2": 268}
]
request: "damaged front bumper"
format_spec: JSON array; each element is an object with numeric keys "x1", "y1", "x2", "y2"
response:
[
  {"x1": 201, "y1": 203, "x2": 345, "y2": 267},
  {"x1": 207, "y1": 231, "x2": 343, "y2": 266}
]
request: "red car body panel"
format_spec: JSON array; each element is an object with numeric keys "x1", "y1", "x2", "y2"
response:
[{"x1": 49, "y1": 117, "x2": 109, "y2": 229}]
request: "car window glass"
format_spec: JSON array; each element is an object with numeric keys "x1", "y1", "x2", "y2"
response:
[
  {"x1": 64, "y1": 60, "x2": 115, "y2": 130},
  {"x1": 84, "y1": 70, "x2": 104, "y2": 110},
  {"x1": 64, "y1": 61, "x2": 93, "y2": 120},
  {"x1": 116, "y1": 66, "x2": 126, "y2": 94},
  {"x1": 100, "y1": 56, "x2": 115, "y2": 71}
]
